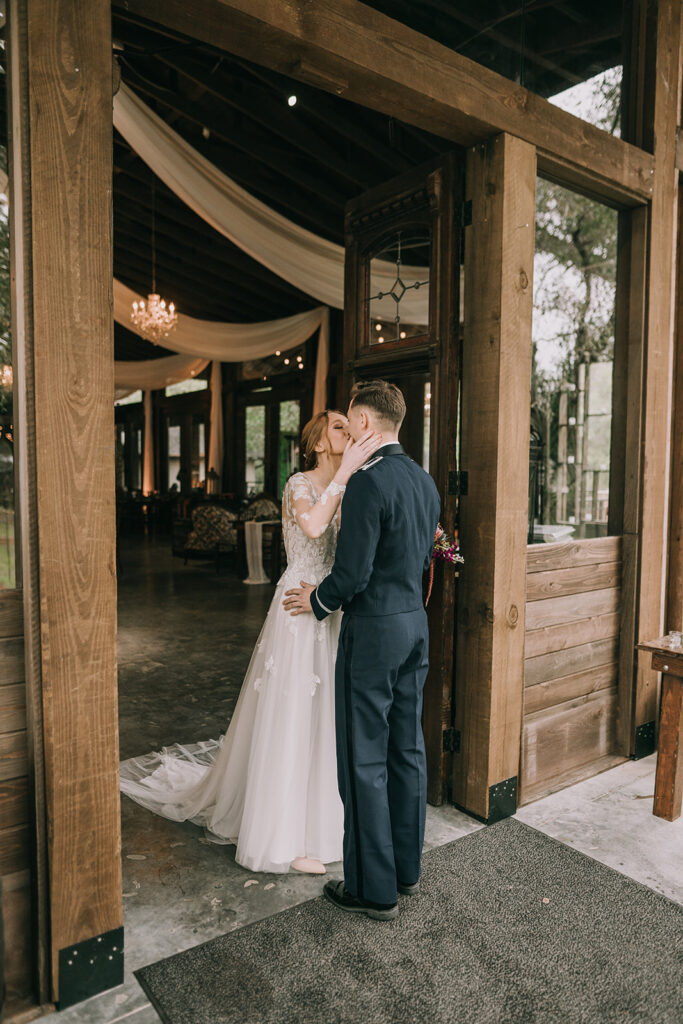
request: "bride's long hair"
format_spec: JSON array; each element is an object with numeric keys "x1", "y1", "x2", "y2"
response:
[{"x1": 301, "y1": 410, "x2": 344, "y2": 469}]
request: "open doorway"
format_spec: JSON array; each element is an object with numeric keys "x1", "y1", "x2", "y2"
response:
[{"x1": 110, "y1": 6, "x2": 466, "y2": 994}]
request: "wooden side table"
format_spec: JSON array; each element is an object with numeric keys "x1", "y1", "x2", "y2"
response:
[{"x1": 636, "y1": 636, "x2": 683, "y2": 821}]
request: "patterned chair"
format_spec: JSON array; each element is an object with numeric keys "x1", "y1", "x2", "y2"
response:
[{"x1": 183, "y1": 504, "x2": 240, "y2": 573}]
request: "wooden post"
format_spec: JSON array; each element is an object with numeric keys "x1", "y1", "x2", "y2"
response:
[
  {"x1": 453, "y1": 134, "x2": 536, "y2": 822},
  {"x1": 8, "y1": 0, "x2": 122, "y2": 1006},
  {"x1": 627, "y1": 0, "x2": 682, "y2": 756}
]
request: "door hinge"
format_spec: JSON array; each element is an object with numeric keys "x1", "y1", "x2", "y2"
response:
[
  {"x1": 443, "y1": 727, "x2": 460, "y2": 753},
  {"x1": 457, "y1": 199, "x2": 472, "y2": 227},
  {"x1": 448, "y1": 470, "x2": 468, "y2": 496}
]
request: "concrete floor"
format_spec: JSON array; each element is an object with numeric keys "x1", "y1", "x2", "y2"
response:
[{"x1": 44, "y1": 536, "x2": 683, "y2": 1024}]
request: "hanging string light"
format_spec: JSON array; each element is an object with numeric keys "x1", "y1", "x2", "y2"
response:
[{"x1": 131, "y1": 178, "x2": 178, "y2": 344}]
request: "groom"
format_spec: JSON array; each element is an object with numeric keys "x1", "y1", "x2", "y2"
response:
[{"x1": 284, "y1": 379, "x2": 440, "y2": 921}]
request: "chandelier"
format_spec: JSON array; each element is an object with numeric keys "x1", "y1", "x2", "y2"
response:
[{"x1": 131, "y1": 179, "x2": 178, "y2": 344}]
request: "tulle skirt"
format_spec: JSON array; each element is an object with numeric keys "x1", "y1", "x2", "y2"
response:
[{"x1": 119, "y1": 571, "x2": 344, "y2": 873}]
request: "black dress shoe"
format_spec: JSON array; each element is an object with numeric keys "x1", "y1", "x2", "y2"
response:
[
  {"x1": 323, "y1": 880, "x2": 398, "y2": 921},
  {"x1": 397, "y1": 880, "x2": 420, "y2": 895}
]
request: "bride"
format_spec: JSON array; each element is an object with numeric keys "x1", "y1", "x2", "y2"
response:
[{"x1": 119, "y1": 410, "x2": 382, "y2": 875}]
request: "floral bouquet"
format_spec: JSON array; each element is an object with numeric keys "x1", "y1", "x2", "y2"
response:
[{"x1": 426, "y1": 523, "x2": 463, "y2": 606}]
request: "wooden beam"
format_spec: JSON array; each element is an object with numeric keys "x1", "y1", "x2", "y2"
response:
[
  {"x1": 10, "y1": 0, "x2": 122, "y2": 1003},
  {"x1": 453, "y1": 134, "x2": 536, "y2": 821},
  {"x1": 113, "y1": 0, "x2": 654, "y2": 206},
  {"x1": 629, "y1": 0, "x2": 682, "y2": 750}
]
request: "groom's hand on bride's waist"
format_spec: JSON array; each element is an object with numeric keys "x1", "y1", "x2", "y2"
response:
[{"x1": 282, "y1": 580, "x2": 315, "y2": 616}]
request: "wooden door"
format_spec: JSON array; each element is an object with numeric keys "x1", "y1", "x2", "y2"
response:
[{"x1": 343, "y1": 154, "x2": 463, "y2": 804}]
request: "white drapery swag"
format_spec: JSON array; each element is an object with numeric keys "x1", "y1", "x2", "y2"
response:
[
  {"x1": 114, "y1": 352, "x2": 209, "y2": 391},
  {"x1": 114, "y1": 286, "x2": 330, "y2": 413},
  {"x1": 113, "y1": 84, "x2": 429, "y2": 325},
  {"x1": 113, "y1": 279, "x2": 328, "y2": 363}
]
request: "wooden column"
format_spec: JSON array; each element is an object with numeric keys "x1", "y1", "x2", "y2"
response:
[
  {"x1": 8, "y1": 0, "x2": 122, "y2": 1006},
  {"x1": 628, "y1": 0, "x2": 682, "y2": 756},
  {"x1": 453, "y1": 134, "x2": 536, "y2": 822}
]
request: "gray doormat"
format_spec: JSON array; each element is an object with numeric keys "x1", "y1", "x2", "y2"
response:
[{"x1": 135, "y1": 818, "x2": 683, "y2": 1024}]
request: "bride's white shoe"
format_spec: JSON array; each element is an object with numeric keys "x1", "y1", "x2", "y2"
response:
[{"x1": 290, "y1": 857, "x2": 327, "y2": 875}]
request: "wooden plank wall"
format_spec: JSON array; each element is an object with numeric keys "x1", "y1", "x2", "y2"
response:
[
  {"x1": 520, "y1": 538, "x2": 624, "y2": 804},
  {"x1": 0, "y1": 591, "x2": 34, "y2": 1018}
]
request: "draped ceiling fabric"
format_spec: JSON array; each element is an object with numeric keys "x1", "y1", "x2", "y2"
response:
[
  {"x1": 114, "y1": 279, "x2": 326, "y2": 361},
  {"x1": 113, "y1": 84, "x2": 429, "y2": 325},
  {"x1": 116, "y1": 281, "x2": 330, "y2": 416},
  {"x1": 114, "y1": 352, "x2": 209, "y2": 391}
]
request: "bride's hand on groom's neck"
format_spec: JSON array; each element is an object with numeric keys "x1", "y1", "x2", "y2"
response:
[{"x1": 335, "y1": 430, "x2": 383, "y2": 485}]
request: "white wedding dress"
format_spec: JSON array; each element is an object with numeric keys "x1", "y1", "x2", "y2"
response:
[{"x1": 119, "y1": 473, "x2": 344, "y2": 872}]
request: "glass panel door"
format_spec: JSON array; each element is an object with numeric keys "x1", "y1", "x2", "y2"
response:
[
  {"x1": 278, "y1": 399, "x2": 300, "y2": 495},
  {"x1": 245, "y1": 404, "x2": 266, "y2": 495}
]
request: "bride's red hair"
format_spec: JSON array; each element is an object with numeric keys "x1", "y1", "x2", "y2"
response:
[{"x1": 301, "y1": 410, "x2": 344, "y2": 469}]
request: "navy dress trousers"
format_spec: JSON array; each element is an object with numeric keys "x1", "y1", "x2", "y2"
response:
[{"x1": 310, "y1": 442, "x2": 440, "y2": 905}]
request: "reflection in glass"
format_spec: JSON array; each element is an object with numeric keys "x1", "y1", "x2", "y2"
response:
[
  {"x1": 367, "y1": 229, "x2": 430, "y2": 345},
  {"x1": 530, "y1": 179, "x2": 617, "y2": 543},
  {"x1": 279, "y1": 400, "x2": 300, "y2": 496},
  {"x1": 245, "y1": 405, "x2": 266, "y2": 496}
]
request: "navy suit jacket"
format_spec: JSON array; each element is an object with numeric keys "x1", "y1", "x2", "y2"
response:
[{"x1": 310, "y1": 443, "x2": 440, "y2": 620}]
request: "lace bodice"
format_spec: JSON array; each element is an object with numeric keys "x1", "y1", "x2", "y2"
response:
[{"x1": 282, "y1": 472, "x2": 340, "y2": 582}]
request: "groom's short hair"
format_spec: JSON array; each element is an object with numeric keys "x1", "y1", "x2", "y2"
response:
[{"x1": 349, "y1": 379, "x2": 406, "y2": 429}]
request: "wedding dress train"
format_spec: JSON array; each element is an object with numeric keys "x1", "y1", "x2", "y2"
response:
[{"x1": 119, "y1": 473, "x2": 344, "y2": 873}]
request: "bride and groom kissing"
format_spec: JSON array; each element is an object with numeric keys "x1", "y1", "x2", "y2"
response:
[{"x1": 120, "y1": 379, "x2": 440, "y2": 923}]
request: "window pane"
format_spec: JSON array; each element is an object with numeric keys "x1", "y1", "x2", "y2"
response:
[
  {"x1": 245, "y1": 405, "x2": 266, "y2": 496},
  {"x1": 550, "y1": 67, "x2": 623, "y2": 137},
  {"x1": 279, "y1": 400, "x2": 300, "y2": 496},
  {"x1": 530, "y1": 178, "x2": 617, "y2": 544},
  {"x1": 168, "y1": 424, "x2": 181, "y2": 490},
  {"x1": 193, "y1": 420, "x2": 206, "y2": 487},
  {"x1": 115, "y1": 389, "x2": 142, "y2": 406},
  {"x1": 367, "y1": 229, "x2": 430, "y2": 346},
  {"x1": 165, "y1": 378, "x2": 208, "y2": 397},
  {"x1": 423, "y1": 382, "x2": 431, "y2": 472}
]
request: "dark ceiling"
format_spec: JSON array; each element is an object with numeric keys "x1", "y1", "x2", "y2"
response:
[{"x1": 2, "y1": 2, "x2": 626, "y2": 360}]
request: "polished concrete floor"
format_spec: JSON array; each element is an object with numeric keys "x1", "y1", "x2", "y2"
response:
[{"x1": 45, "y1": 536, "x2": 683, "y2": 1024}]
